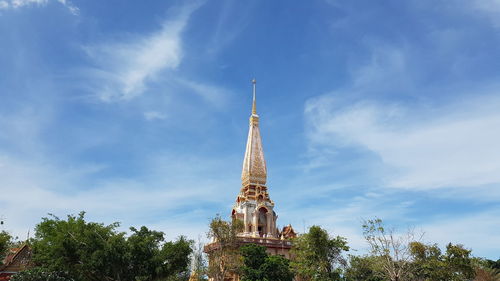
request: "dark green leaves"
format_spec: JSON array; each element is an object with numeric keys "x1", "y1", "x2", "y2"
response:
[
  {"x1": 29, "y1": 212, "x2": 193, "y2": 281},
  {"x1": 0, "y1": 230, "x2": 13, "y2": 265},
  {"x1": 290, "y1": 225, "x2": 349, "y2": 281},
  {"x1": 240, "y1": 244, "x2": 293, "y2": 281}
]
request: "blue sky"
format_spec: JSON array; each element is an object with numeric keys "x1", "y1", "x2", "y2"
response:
[{"x1": 1, "y1": 0, "x2": 499, "y2": 259}]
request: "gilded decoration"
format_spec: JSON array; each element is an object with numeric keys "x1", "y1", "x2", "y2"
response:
[{"x1": 204, "y1": 80, "x2": 295, "y2": 281}]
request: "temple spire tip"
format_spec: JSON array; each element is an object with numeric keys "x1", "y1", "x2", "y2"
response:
[{"x1": 252, "y1": 78, "x2": 257, "y2": 115}]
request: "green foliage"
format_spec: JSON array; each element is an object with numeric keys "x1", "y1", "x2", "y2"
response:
[
  {"x1": 240, "y1": 244, "x2": 267, "y2": 281},
  {"x1": 10, "y1": 267, "x2": 74, "y2": 281},
  {"x1": 361, "y1": 219, "x2": 476, "y2": 281},
  {"x1": 0, "y1": 230, "x2": 13, "y2": 265},
  {"x1": 206, "y1": 215, "x2": 244, "y2": 281},
  {"x1": 290, "y1": 225, "x2": 349, "y2": 281},
  {"x1": 207, "y1": 215, "x2": 243, "y2": 247},
  {"x1": 409, "y1": 242, "x2": 448, "y2": 280},
  {"x1": 444, "y1": 243, "x2": 475, "y2": 280},
  {"x1": 407, "y1": 240, "x2": 474, "y2": 281},
  {"x1": 239, "y1": 244, "x2": 293, "y2": 281},
  {"x1": 344, "y1": 255, "x2": 386, "y2": 281},
  {"x1": 489, "y1": 259, "x2": 500, "y2": 270},
  {"x1": 189, "y1": 240, "x2": 208, "y2": 281},
  {"x1": 30, "y1": 212, "x2": 193, "y2": 281},
  {"x1": 259, "y1": 255, "x2": 293, "y2": 281}
]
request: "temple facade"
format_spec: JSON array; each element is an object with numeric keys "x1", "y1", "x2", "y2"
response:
[{"x1": 205, "y1": 80, "x2": 296, "y2": 281}]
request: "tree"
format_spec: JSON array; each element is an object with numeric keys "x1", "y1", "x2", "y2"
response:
[
  {"x1": 290, "y1": 225, "x2": 349, "y2": 281},
  {"x1": 0, "y1": 230, "x2": 13, "y2": 265},
  {"x1": 474, "y1": 268, "x2": 500, "y2": 281},
  {"x1": 240, "y1": 244, "x2": 268, "y2": 281},
  {"x1": 161, "y1": 235, "x2": 193, "y2": 280},
  {"x1": 444, "y1": 243, "x2": 474, "y2": 280},
  {"x1": 239, "y1": 244, "x2": 293, "y2": 281},
  {"x1": 206, "y1": 215, "x2": 244, "y2": 281},
  {"x1": 475, "y1": 258, "x2": 500, "y2": 281},
  {"x1": 31, "y1": 212, "x2": 127, "y2": 280},
  {"x1": 486, "y1": 259, "x2": 500, "y2": 270},
  {"x1": 409, "y1": 241, "x2": 475, "y2": 281},
  {"x1": 409, "y1": 241, "x2": 447, "y2": 281},
  {"x1": 126, "y1": 226, "x2": 193, "y2": 281},
  {"x1": 344, "y1": 255, "x2": 386, "y2": 281},
  {"x1": 30, "y1": 212, "x2": 193, "y2": 281},
  {"x1": 10, "y1": 267, "x2": 74, "y2": 281},
  {"x1": 260, "y1": 255, "x2": 294, "y2": 281},
  {"x1": 362, "y1": 219, "x2": 421, "y2": 281},
  {"x1": 188, "y1": 239, "x2": 208, "y2": 281}
]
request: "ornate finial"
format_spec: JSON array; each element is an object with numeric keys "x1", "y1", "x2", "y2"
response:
[{"x1": 252, "y1": 78, "x2": 257, "y2": 115}]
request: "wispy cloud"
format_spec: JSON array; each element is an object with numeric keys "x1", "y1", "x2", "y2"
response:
[
  {"x1": 421, "y1": 210, "x2": 500, "y2": 258},
  {"x1": 84, "y1": 4, "x2": 199, "y2": 102},
  {"x1": 306, "y1": 94, "x2": 500, "y2": 189},
  {"x1": 0, "y1": 0, "x2": 78, "y2": 15},
  {"x1": 176, "y1": 78, "x2": 230, "y2": 109},
  {"x1": 304, "y1": 33, "x2": 500, "y2": 190},
  {"x1": 471, "y1": 0, "x2": 500, "y2": 28},
  {"x1": 0, "y1": 149, "x2": 237, "y2": 240},
  {"x1": 144, "y1": 111, "x2": 167, "y2": 121}
]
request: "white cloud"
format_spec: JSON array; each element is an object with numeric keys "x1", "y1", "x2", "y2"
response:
[
  {"x1": 144, "y1": 111, "x2": 167, "y2": 121},
  {"x1": 82, "y1": 2, "x2": 232, "y2": 109},
  {"x1": 306, "y1": 94, "x2": 500, "y2": 189},
  {"x1": 0, "y1": 150, "x2": 237, "y2": 241},
  {"x1": 85, "y1": 4, "x2": 199, "y2": 102},
  {"x1": 279, "y1": 187, "x2": 500, "y2": 258},
  {"x1": 0, "y1": 0, "x2": 78, "y2": 14},
  {"x1": 305, "y1": 38, "x2": 500, "y2": 190},
  {"x1": 11, "y1": 0, "x2": 46, "y2": 8},
  {"x1": 176, "y1": 78, "x2": 229, "y2": 109},
  {"x1": 56, "y1": 0, "x2": 77, "y2": 15},
  {"x1": 421, "y1": 210, "x2": 500, "y2": 258},
  {"x1": 471, "y1": 0, "x2": 500, "y2": 28}
]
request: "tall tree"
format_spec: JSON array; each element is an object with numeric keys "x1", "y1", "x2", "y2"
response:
[
  {"x1": 444, "y1": 243, "x2": 475, "y2": 280},
  {"x1": 410, "y1": 241, "x2": 475, "y2": 281},
  {"x1": 239, "y1": 244, "x2": 293, "y2": 281},
  {"x1": 344, "y1": 255, "x2": 386, "y2": 281},
  {"x1": 362, "y1": 219, "x2": 422, "y2": 281},
  {"x1": 206, "y1": 215, "x2": 243, "y2": 281},
  {"x1": 0, "y1": 230, "x2": 13, "y2": 265},
  {"x1": 30, "y1": 212, "x2": 193, "y2": 281},
  {"x1": 188, "y1": 239, "x2": 208, "y2": 281},
  {"x1": 240, "y1": 244, "x2": 267, "y2": 281},
  {"x1": 290, "y1": 225, "x2": 349, "y2": 281},
  {"x1": 409, "y1": 241, "x2": 447, "y2": 281},
  {"x1": 259, "y1": 255, "x2": 294, "y2": 281}
]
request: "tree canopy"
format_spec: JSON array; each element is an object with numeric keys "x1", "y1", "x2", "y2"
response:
[
  {"x1": 0, "y1": 230, "x2": 13, "y2": 265},
  {"x1": 290, "y1": 225, "x2": 349, "y2": 281},
  {"x1": 4, "y1": 213, "x2": 498, "y2": 281},
  {"x1": 28, "y1": 212, "x2": 192, "y2": 281},
  {"x1": 206, "y1": 215, "x2": 243, "y2": 281},
  {"x1": 239, "y1": 244, "x2": 293, "y2": 281}
]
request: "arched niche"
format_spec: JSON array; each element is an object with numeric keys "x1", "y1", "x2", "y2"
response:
[{"x1": 257, "y1": 207, "x2": 268, "y2": 237}]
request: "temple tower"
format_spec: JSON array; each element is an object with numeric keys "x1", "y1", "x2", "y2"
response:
[
  {"x1": 232, "y1": 79, "x2": 278, "y2": 238},
  {"x1": 204, "y1": 80, "x2": 296, "y2": 281}
]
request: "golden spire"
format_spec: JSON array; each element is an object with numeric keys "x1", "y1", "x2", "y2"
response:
[
  {"x1": 241, "y1": 78, "x2": 267, "y2": 186},
  {"x1": 252, "y1": 78, "x2": 257, "y2": 115}
]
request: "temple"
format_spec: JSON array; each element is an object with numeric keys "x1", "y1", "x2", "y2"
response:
[
  {"x1": 204, "y1": 79, "x2": 296, "y2": 281},
  {"x1": 233, "y1": 78, "x2": 278, "y2": 238}
]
